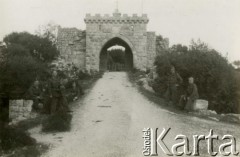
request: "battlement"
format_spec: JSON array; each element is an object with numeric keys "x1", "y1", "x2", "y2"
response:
[{"x1": 84, "y1": 13, "x2": 149, "y2": 24}]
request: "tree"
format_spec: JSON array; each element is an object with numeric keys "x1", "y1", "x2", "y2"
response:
[
  {"x1": 109, "y1": 49, "x2": 125, "y2": 64},
  {"x1": 171, "y1": 44, "x2": 188, "y2": 53},
  {"x1": 154, "y1": 39, "x2": 238, "y2": 113},
  {"x1": 189, "y1": 39, "x2": 209, "y2": 52},
  {"x1": 1, "y1": 32, "x2": 58, "y2": 93},
  {"x1": 233, "y1": 60, "x2": 240, "y2": 69},
  {"x1": 0, "y1": 32, "x2": 58, "y2": 123},
  {"x1": 3, "y1": 32, "x2": 59, "y2": 62},
  {"x1": 1, "y1": 44, "x2": 46, "y2": 93},
  {"x1": 35, "y1": 22, "x2": 59, "y2": 45}
]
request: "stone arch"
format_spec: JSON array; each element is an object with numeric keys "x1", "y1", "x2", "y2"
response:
[
  {"x1": 100, "y1": 34, "x2": 135, "y2": 54},
  {"x1": 99, "y1": 36, "x2": 134, "y2": 71}
]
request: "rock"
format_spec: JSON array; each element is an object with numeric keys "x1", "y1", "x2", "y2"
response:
[
  {"x1": 23, "y1": 100, "x2": 33, "y2": 112},
  {"x1": 226, "y1": 114, "x2": 240, "y2": 120},
  {"x1": 208, "y1": 110, "x2": 217, "y2": 114},
  {"x1": 208, "y1": 117, "x2": 219, "y2": 121},
  {"x1": 138, "y1": 78, "x2": 145, "y2": 82},
  {"x1": 196, "y1": 109, "x2": 217, "y2": 116},
  {"x1": 9, "y1": 99, "x2": 33, "y2": 123},
  {"x1": 193, "y1": 99, "x2": 208, "y2": 111},
  {"x1": 137, "y1": 78, "x2": 154, "y2": 93}
]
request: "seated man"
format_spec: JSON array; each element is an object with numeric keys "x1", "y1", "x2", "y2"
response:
[{"x1": 179, "y1": 77, "x2": 199, "y2": 111}]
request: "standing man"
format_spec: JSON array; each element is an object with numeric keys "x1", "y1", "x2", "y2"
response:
[
  {"x1": 165, "y1": 66, "x2": 183, "y2": 106},
  {"x1": 28, "y1": 80, "x2": 43, "y2": 112},
  {"x1": 49, "y1": 70, "x2": 68, "y2": 114},
  {"x1": 42, "y1": 80, "x2": 51, "y2": 114}
]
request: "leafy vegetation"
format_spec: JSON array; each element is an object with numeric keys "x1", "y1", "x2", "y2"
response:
[
  {"x1": 153, "y1": 39, "x2": 238, "y2": 113},
  {"x1": 0, "y1": 32, "x2": 59, "y2": 96},
  {"x1": 3, "y1": 32, "x2": 59, "y2": 62},
  {"x1": 0, "y1": 126, "x2": 36, "y2": 151},
  {"x1": 109, "y1": 49, "x2": 125, "y2": 64},
  {"x1": 233, "y1": 60, "x2": 240, "y2": 70},
  {"x1": 42, "y1": 113, "x2": 72, "y2": 132}
]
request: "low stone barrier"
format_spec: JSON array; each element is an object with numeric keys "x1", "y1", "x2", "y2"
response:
[
  {"x1": 193, "y1": 99, "x2": 208, "y2": 111},
  {"x1": 9, "y1": 100, "x2": 33, "y2": 123}
]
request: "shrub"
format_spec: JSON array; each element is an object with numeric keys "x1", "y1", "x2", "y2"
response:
[
  {"x1": 154, "y1": 40, "x2": 238, "y2": 113},
  {"x1": 0, "y1": 32, "x2": 58, "y2": 97},
  {"x1": 42, "y1": 113, "x2": 72, "y2": 132},
  {"x1": 77, "y1": 70, "x2": 90, "y2": 80},
  {"x1": 3, "y1": 32, "x2": 59, "y2": 62},
  {"x1": 0, "y1": 126, "x2": 36, "y2": 151}
]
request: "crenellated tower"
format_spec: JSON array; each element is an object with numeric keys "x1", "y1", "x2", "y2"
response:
[
  {"x1": 57, "y1": 10, "x2": 158, "y2": 72},
  {"x1": 84, "y1": 11, "x2": 155, "y2": 71}
]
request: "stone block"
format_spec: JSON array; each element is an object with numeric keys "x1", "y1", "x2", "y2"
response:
[
  {"x1": 10, "y1": 99, "x2": 24, "y2": 107},
  {"x1": 23, "y1": 100, "x2": 33, "y2": 112},
  {"x1": 193, "y1": 99, "x2": 208, "y2": 111}
]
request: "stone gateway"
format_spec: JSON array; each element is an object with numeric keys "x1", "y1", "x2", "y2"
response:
[{"x1": 56, "y1": 10, "x2": 168, "y2": 72}]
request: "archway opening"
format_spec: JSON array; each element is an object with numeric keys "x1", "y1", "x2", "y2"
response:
[{"x1": 99, "y1": 37, "x2": 133, "y2": 71}]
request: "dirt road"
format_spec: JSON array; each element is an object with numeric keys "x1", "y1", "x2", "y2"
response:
[{"x1": 31, "y1": 72, "x2": 240, "y2": 157}]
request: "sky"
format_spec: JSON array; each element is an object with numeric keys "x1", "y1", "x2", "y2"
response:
[{"x1": 0, "y1": 0, "x2": 240, "y2": 62}]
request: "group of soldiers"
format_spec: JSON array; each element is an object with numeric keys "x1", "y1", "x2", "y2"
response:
[
  {"x1": 27, "y1": 70, "x2": 82, "y2": 114},
  {"x1": 28, "y1": 66, "x2": 198, "y2": 113},
  {"x1": 165, "y1": 66, "x2": 199, "y2": 111}
]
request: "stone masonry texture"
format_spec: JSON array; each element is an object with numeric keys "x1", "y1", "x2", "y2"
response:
[{"x1": 56, "y1": 12, "x2": 169, "y2": 72}]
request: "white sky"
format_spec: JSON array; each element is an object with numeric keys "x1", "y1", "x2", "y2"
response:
[{"x1": 0, "y1": 0, "x2": 240, "y2": 62}]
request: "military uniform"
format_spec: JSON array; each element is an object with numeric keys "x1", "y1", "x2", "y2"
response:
[
  {"x1": 41, "y1": 82, "x2": 51, "y2": 114},
  {"x1": 184, "y1": 83, "x2": 199, "y2": 111},
  {"x1": 165, "y1": 72, "x2": 183, "y2": 105},
  {"x1": 49, "y1": 77, "x2": 68, "y2": 114},
  {"x1": 28, "y1": 84, "x2": 43, "y2": 112}
]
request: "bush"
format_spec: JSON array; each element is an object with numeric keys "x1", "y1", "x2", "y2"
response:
[
  {"x1": 0, "y1": 126, "x2": 36, "y2": 151},
  {"x1": 154, "y1": 40, "x2": 238, "y2": 113},
  {"x1": 77, "y1": 70, "x2": 90, "y2": 80},
  {"x1": 0, "y1": 46, "x2": 47, "y2": 94},
  {"x1": 0, "y1": 32, "x2": 58, "y2": 97},
  {"x1": 3, "y1": 32, "x2": 59, "y2": 62},
  {"x1": 42, "y1": 113, "x2": 72, "y2": 132}
]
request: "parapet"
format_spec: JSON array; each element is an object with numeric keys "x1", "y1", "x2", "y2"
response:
[{"x1": 84, "y1": 13, "x2": 149, "y2": 24}]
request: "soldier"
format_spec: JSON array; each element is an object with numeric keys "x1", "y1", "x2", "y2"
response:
[
  {"x1": 179, "y1": 77, "x2": 199, "y2": 111},
  {"x1": 28, "y1": 80, "x2": 43, "y2": 112},
  {"x1": 49, "y1": 70, "x2": 68, "y2": 114},
  {"x1": 69, "y1": 81, "x2": 80, "y2": 101},
  {"x1": 165, "y1": 66, "x2": 183, "y2": 106},
  {"x1": 41, "y1": 80, "x2": 51, "y2": 114}
]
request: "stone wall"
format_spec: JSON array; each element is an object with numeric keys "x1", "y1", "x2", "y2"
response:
[
  {"x1": 56, "y1": 27, "x2": 86, "y2": 69},
  {"x1": 156, "y1": 35, "x2": 169, "y2": 55},
  {"x1": 147, "y1": 32, "x2": 156, "y2": 68},
  {"x1": 56, "y1": 13, "x2": 164, "y2": 72},
  {"x1": 84, "y1": 12, "x2": 156, "y2": 71},
  {"x1": 9, "y1": 100, "x2": 33, "y2": 123}
]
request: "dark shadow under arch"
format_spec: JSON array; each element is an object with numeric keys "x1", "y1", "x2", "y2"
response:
[{"x1": 99, "y1": 37, "x2": 133, "y2": 71}]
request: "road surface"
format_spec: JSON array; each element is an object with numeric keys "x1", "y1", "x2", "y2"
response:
[{"x1": 30, "y1": 72, "x2": 240, "y2": 157}]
